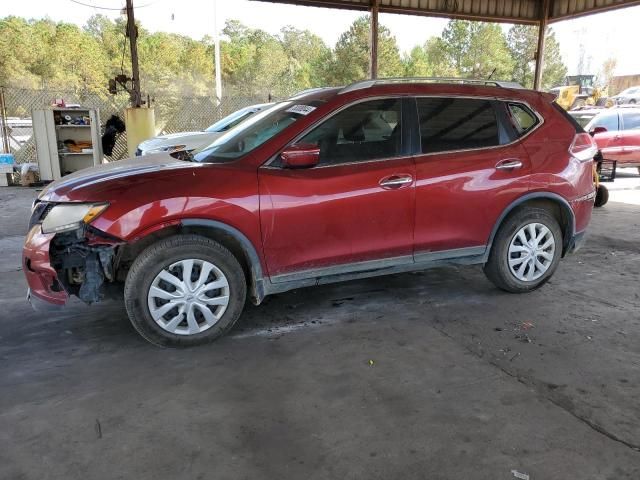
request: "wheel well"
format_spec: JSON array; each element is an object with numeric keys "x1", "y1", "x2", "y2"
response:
[
  {"x1": 114, "y1": 224, "x2": 263, "y2": 303},
  {"x1": 500, "y1": 198, "x2": 574, "y2": 254}
]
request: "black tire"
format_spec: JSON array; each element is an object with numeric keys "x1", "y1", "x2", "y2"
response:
[
  {"x1": 594, "y1": 185, "x2": 609, "y2": 207},
  {"x1": 483, "y1": 207, "x2": 563, "y2": 293},
  {"x1": 124, "y1": 234, "x2": 246, "y2": 347}
]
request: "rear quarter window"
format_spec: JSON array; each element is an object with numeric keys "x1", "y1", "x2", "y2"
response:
[{"x1": 507, "y1": 103, "x2": 539, "y2": 136}]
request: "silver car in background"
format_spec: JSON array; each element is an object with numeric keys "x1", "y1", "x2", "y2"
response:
[
  {"x1": 611, "y1": 86, "x2": 640, "y2": 105},
  {"x1": 136, "y1": 103, "x2": 273, "y2": 156}
]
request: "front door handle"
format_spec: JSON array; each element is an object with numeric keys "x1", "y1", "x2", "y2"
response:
[
  {"x1": 379, "y1": 175, "x2": 413, "y2": 189},
  {"x1": 496, "y1": 159, "x2": 523, "y2": 171}
]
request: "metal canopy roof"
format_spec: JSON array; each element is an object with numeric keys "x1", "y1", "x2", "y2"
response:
[{"x1": 253, "y1": 0, "x2": 640, "y2": 24}]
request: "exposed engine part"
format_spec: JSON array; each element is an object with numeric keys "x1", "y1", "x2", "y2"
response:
[{"x1": 49, "y1": 227, "x2": 118, "y2": 304}]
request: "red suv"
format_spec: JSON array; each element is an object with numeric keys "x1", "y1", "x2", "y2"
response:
[{"x1": 23, "y1": 79, "x2": 598, "y2": 347}]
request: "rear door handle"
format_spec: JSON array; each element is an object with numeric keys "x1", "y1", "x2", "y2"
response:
[
  {"x1": 379, "y1": 175, "x2": 413, "y2": 189},
  {"x1": 495, "y1": 159, "x2": 523, "y2": 170}
]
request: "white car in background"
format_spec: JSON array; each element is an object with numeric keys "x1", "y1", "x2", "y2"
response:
[
  {"x1": 611, "y1": 86, "x2": 640, "y2": 105},
  {"x1": 136, "y1": 103, "x2": 272, "y2": 156}
]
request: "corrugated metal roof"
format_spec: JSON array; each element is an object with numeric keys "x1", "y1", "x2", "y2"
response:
[{"x1": 252, "y1": 0, "x2": 640, "y2": 23}]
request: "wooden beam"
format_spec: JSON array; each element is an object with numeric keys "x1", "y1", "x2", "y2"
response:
[
  {"x1": 533, "y1": 0, "x2": 550, "y2": 91},
  {"x1": 369, "y1": 0, "x2": 379, "y2": 79}
]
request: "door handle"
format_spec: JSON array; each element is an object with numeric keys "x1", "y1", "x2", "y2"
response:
[
  {"x1": 379, "y1": 175, "x2": 413, "y2": 189},
  {"x1": 495, "y1": 159, "x2": 523, "y2": 170}
]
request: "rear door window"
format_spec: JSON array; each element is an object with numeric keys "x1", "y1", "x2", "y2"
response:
[
  {"x1": 621, "y1": 111, "x2": 640, "y2": 130},
  {"x1": 416, "y1": 98, "x2": 500, "y2": 154}
]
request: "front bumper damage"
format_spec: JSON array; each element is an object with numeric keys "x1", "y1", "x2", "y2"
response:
[{"x1": 23, "y1": 223, "x2": 122, "y2": 308}]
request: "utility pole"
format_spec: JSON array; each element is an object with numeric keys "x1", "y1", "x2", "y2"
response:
[
  {"x1": 125, "y1": 0, "x2": 142, "y2": 107},
  {"x1": 213, "y1": 0, "x2": 222, "y2": 105}
]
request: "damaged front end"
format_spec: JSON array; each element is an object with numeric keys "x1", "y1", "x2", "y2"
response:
[
  {"x1": 49, "y1": 227, "x2": 121, "y2": 304},
  {"x1": 24, "y1": 200, "x2": 124, "y2": 306}
]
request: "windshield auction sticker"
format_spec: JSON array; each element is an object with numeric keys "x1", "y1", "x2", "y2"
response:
[{"x1": 286, "y1": 105, "x2": 316, "y2": 115}]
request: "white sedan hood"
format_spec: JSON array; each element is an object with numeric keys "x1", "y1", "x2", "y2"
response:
[{"x1": 138, "y1": 131, "x2": 223, "y2": 154}]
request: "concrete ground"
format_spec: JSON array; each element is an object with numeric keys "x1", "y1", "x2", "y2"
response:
[{"x1": 1, "y1": 169, "x2": 639, "y2": 480}]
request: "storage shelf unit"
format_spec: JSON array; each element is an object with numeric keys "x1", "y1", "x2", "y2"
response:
[{"x1": 33, "y1": 108, "x2": 102, "y2": 181}]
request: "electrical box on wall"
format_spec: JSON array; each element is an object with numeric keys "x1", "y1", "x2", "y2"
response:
[{"x1": 33, "y1": 108, "x2": 103, "y2": 181}]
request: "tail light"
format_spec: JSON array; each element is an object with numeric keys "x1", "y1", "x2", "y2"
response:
[{"x1": 569, "y1": 133, "x2": 598, "y2": 162}]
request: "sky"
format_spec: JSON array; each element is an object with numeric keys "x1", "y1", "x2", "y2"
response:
[{"x1": 3, "y1": 0, "x2": 640, "y2": 76}]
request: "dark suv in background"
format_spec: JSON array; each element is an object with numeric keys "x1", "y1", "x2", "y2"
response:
[{"x1": 24, "y1": 79, "x2": 598, "y2": 347}]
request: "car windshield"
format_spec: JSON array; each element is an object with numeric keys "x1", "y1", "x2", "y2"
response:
[
  {"x1": 204, "y1": 107, "x2": 258, "y2": 133},
  {"x1": 193, "y1": 101, "x2": 320, "y2": 163}
]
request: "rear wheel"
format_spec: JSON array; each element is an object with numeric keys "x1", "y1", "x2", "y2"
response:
[
  {"x1": 594, "y1": 185, "x2": 609, "y2": 207},
  {"x1": 484, "y1": 207, "x2": 563, "y2": 293},
  {"x1": 124, "y1": 234, "x2": 246, "y2": 347}
]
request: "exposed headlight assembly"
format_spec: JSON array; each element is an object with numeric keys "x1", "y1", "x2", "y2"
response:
[{"x1": 41, "y1": 203, "x2": 108, "y2": 234}]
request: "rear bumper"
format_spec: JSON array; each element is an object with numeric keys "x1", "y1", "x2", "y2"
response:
[{"x1": 22, "y1": 225, "x2": 68, "y2": 308}]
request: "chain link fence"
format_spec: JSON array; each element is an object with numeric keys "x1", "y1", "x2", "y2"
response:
[{"x1": 0, "y1": 86, "x2": 270, "y2": 170}]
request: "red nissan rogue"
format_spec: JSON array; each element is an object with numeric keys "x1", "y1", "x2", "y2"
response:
[{"x1": 23, "y1": 79, "x2": 598, "y2": 347}]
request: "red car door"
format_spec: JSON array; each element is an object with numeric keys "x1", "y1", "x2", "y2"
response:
[
  {"x1": 608, "y1": 110, "x2": 640, "y2": 167},
  {"x1": 259, "y1": 97, "x2": 416, "y2": 280},
  {"x1": 412, "y1": 97, "x2": 532, "y2": 258},
  {"x1": 590, "y1": 110, "x2": 622, "y2": 161}
]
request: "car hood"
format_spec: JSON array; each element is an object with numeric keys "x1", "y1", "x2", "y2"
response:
[
  {"x1": 39, "y1": 153, "x2": 203, "y2": 202},
  {"x1": 138, "y1": 131, "x2": 221, "y2": 152}
]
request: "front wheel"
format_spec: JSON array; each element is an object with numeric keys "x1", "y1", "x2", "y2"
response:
[
  {"x1": 124, "y1": 235, "x2": 246, "y2": 347},
  {"x1": 484, "y1": 207, "x2": 563, "y2": 293}
]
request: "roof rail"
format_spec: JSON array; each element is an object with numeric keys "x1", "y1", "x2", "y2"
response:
[
  {"x1": 338, "y1": 77, "x2": 524, "y2": 94},
  {"x1": 288, "y1": 86, "x2": 337, "y2": 99}
]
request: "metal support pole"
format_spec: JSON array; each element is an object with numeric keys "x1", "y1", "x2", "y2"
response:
[
  {"x1": 125, "y1": 0, "x2": 142, "y2": 107},
  {"x1": 0, "y1": 88, "x2": 10, "y2": 154},
  {"x1": 213, "y1": 0, "x2": 222, "y2": 105},
  {"x1": 369, "y1": 0, "x2": 379, "y2": 80},
  {"x1": 533, "y1": 0, "x2": 550, "y2": 91}
]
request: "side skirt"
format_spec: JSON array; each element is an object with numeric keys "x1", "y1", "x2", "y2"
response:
[{"x1": 263, "y1": 246, "x2": 486, "y2": 297}]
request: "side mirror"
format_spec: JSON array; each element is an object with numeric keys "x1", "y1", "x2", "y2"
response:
[
  {"x1": 280, "y1": 144, "x2": 320, "y2": 169},
  {"x1": 590, "y1": 126, "x2": 607, "y2": 136}
]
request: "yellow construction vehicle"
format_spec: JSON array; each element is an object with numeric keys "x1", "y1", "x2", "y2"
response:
[{"x1": 550, "y1": 75, "x2": 613, "y2": 110}]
